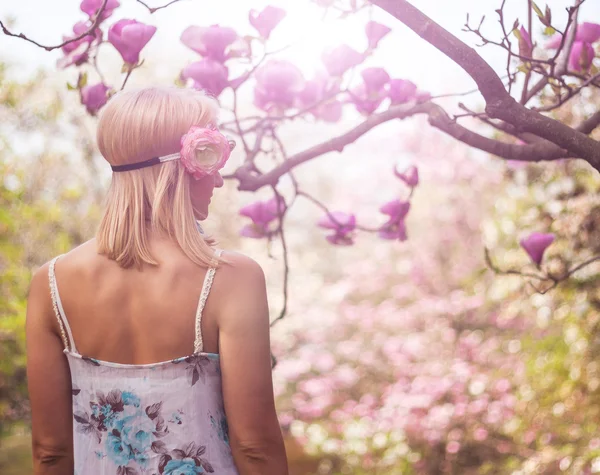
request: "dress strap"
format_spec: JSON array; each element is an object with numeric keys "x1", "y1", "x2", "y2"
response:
[
  {"x1": 194, "y1": 249, "x2": 223, "y2": 353},
  {"x1": 48, "y1": 255, "x2": 78, "y2": 353}
]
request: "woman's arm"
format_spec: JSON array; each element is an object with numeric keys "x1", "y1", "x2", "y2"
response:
[
  {"x1": 217, "y1": 254, "x2": 288, "y2": 475},
  {"x1": 26, "y1": 262, "x2": 74, "y2": 475}
]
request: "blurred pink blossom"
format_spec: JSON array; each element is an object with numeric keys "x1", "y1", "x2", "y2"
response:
[
  {"x1": 569, "y1": 41, "x2": 595, "y2": 71},
  {"x1": 80, "y1": 0, "x2": 119, "y2": 20},
  {"x1": 81, "y1": 82, "x2": 110, "y2": 115},
  {"x1": 254, "y1": 60, "x2": 305, "y2": 112},
  {"x1": 181, "y1": 59, "x2": 229, "y2": 96},
  {"x1": 322, "y1": 45, "x2": 363, "y2": 76},
  {"x1": 365, "y1": 21, "x2": 391, "y2": 49},
  {"x1": 239, "y1": 197, "x2": 284, "y2": 238},
  {"x1": 249, "y1": 5, "x2": 286, "y2": 39},
  {"x1": 394, "y1": 165, "x2": 419, "y2": 188},
  {"x1": 180, "y1": 25, "x2": 238, "y2": 62},
  {"x1": 519, "y1": 232, "x2": 555, "y2": 266},
  {"x1": 388, "y1": 79, "x2": 417, "y2": 105}
]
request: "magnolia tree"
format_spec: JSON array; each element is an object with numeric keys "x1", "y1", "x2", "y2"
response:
[{"x1": 2, "y1": 0, "x2": 599, "y2": 318}]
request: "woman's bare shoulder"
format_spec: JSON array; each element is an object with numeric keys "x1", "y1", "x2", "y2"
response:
[{"x1": 213, "y1": 251, "x2": 267, "y2": 312}]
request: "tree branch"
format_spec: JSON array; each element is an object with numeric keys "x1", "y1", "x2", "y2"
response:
[
  {"x1": 0, "y1": 0, "x2": 108, "y2": 51},
  {"x1": 577, "y1": 110, "x2": 600, "y2": 134},
  {"x1": 370, "y1": 0, "x2": 600, "y2": 172},
  {"x1": 231, "y1": 101, "x2": 571, "y2": 192}
]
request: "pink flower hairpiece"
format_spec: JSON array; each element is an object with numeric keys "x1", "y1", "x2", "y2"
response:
[
  {"x1": 110, "y1": 124, "x2": 235, "y2": 176},
  {"x1": 179, "y1": 125, "x2": 234, "y2": 180}
]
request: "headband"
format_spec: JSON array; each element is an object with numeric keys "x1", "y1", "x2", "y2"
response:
[{"x1": 111, "y1": 126, "x2": 236, "y2": 180}]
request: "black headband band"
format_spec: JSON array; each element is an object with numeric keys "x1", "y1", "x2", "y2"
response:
[{"x1": 111, "y1": 156, "x2": 172, "y2": 172}]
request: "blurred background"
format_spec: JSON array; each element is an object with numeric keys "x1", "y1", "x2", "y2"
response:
[{"x1": 1, "y1": 0, "x2": 600, "y2": 473}]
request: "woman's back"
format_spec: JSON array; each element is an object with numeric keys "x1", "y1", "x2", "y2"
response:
[
  {"x1": 53, "y1": 238, "x2": 223, "y2": 363},
  {"x1": 50, "y1": 240, "x2": 237, "y2": 474}
]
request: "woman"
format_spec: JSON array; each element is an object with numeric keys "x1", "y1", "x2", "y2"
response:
[{"x1": 25, "y1": 87, "x2": 288, "y2": 475}]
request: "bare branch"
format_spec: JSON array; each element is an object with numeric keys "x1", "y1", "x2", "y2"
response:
[
  {"x1": 0, "y1": 0, "x2": 108, "y2": 51},
  {"x1": 234, "y1": 103, "x2": 421, "y2": 191},
  {"x1": 371, "y1": 0, "x2": 600, "y2": 172},
  {"x1": 230, "y1": 101, "x2": 572, "y2": 192}
]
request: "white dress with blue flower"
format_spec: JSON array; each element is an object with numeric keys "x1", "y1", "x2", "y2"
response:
[{"x1": 49, "y1": 251, "x2": 238, "y2": 475}]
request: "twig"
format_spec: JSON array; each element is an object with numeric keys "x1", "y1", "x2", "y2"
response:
[
  {"x1": 0, "y1": 0, "x2": 108, "y2": 51},
  {"x1": 134, "y1": 0, "x2": 187, "y2": 13},
  {"x1": 269, "y1": 189, "x2": 290, "y2": 328}
]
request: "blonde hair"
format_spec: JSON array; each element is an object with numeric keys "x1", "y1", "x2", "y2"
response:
[{"x1": 96, "y1": 86, "x2": 222, "y2": 270}]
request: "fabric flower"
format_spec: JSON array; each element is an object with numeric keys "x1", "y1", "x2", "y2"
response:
[
  {"x1": 254, "y1": 60, "x2": 305, "y2": 112},
  {"x1": 108, "y1": 19, "x2": 156, "y2": 65},
  {"x1": 394, "y1": 165, "x2": 419, "y2": 188},
  {"x1": 365, "y1": 21, "x2": 391, "y2": 49},
  {"x1": 180, "y1": 126, "x2": 231, "y2": 180},
  {"x1": 181, "y1": 59, "x2": 229, "y2": 96},
  {"x1": 163, "y1": 458, "x2": 203, "y2": 475},
  {"x1": 180, "y1": 25, "x2": 238, "y2": 62},
  {"x1": 322, "y1": 45, "x2": 363, "y2": 76},
  {"x1": 249, "y1": 5, "x2": 286, "y2": 39},
  {"x1": 520, "y1": 232, "x2": 555, "y2": 266},
  {"x1": 318, "y1": 211, "x2": 356, "y2": 246},
  {"x1": 81, "y1": 82, "x2": 110, "y2": 115},
  {"x1": 80, "y1": 0, "x2": 120, "y2": 20}
]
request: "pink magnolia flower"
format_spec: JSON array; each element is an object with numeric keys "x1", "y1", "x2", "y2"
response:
[
  {"x1": 249, "y1": 5, "x2": 286, "y2": 39},
  {"x1": 181, "y1": 59, "x2": 229, "y2": 96},
  {"x1": 361, "y1": 67, "x2": 390, "y2": 93},
  {"x1": 577, "y1": 22, "x2": 600, "y2": 43},
  {"x1": 61, "y1": 21, "x2": 99, "y2": 54},
  {"x1": 297, "y1": 72, "x2": 343, "y2": 122},
  {"x1": 547, "y1": 22, "x2": 600, "y2": 49},
  {"x1": 318, "y1": 211, "x2": 356, "y2": 245},
  {"x1": 322, "y1": 45, "x2": 363, "y2": 76},
  {"x1": 569, "y1": 41, "x2": 595, "y2": 71},
  {"x1": 80, "y1": 0, "x2": 119, "y2": 20},
  {"x1": 108, "y1": 19, "x2": 156, "y2": 65},
  {"x1": 394, "y1": 165, "x2": 419, "y2": 188},
  {"x1": 350, "y1": 83, "x2": 385, "y2": 115},
  {"x1": 520, "y1": 232, "x2": 555, "y2": 266},
  {"x1": 365, "y1": 21, "x2": 391, "y2": 49},
  {"x1": 378, "y1": 200, "x2": 410, "y2": 241},
  {"x1": 350, "y1": 68, "x2": 389, "y2": 115},
  {"x1": 179, "y1": 126, "x2": 231, "y2": 180},
  {"x1": 517, "y1": 26, "x2": 533, "y2": 57},
  {"x1": 239, "y1": 197, "x2": 284, "y2": 238},
  {"x1": 81, "y1": 82, "x2": 110, "y2": 115},
  {"x1": 254, "y1": 60, "x2": 305, "y2": 112},
  {"x1": 388, "y1": 79, "x2": 417, "y2": 104},
  {"x1": 180, "y1": 25, "x2": 238, "y2": 62},
  {"x1": 58, "y1": 22, "x2": 100, "y2": 68}
]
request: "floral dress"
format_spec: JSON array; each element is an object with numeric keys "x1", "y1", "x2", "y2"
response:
[{"x1": 49, "y1": 251, "x2": 238, "y2": 475}]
